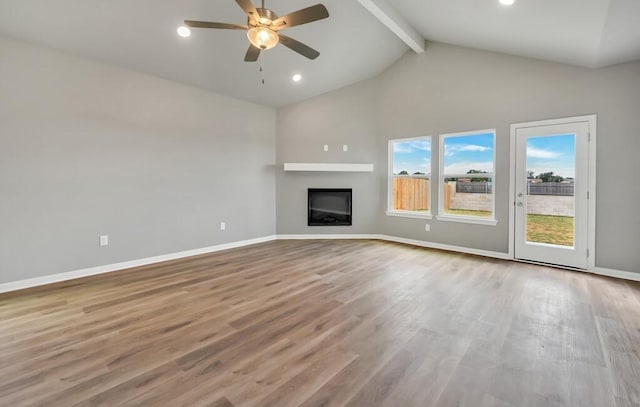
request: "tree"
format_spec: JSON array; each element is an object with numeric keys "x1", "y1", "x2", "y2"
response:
[
  {"x1": 466, "y1": 169, "x2": 489, "y2": 182},
  {"x1": 527, "y1": 170, "x2": 535, "y2": 179},
  {"x1": 536, "y1": 171, "x2": 564, "y2": 182},
  {"x1": 412, "y1": 171, "x2": 425, "y2": 175},
  {"x1": 398, "y1": 170, "x2": 408, "y2": 175}
]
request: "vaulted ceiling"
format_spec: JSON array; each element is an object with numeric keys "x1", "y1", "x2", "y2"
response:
[{"x1": 1, "y1": 0, "x2": 638, "y2": 107}]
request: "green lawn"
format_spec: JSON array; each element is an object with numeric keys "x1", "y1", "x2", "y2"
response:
[
  {"x1": 444, "y1": 210, "x2": 574, "y2": 247},
  {"x1": 527, "y1": 214, "x2": 574, "y2": 246}
]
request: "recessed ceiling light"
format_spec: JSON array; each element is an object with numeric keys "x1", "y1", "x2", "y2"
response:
[
  {"x1": 177, "y1": 26, "x2": 191, "y2": 38},
  {"x1": 292, "y1": 74, "x2": 302, "y2": 82},
  {"x1": 499, "y1": 0, "x2": 515, "y2": 5}
]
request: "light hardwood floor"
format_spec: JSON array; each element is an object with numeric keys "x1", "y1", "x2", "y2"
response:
[{"x1": 0, "y1": 239, "x2": 639, "y2": 406}]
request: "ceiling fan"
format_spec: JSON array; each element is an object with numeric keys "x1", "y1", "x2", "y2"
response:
[{"x1": 185, "y1": 0, "x2": 330, "y2": 62}]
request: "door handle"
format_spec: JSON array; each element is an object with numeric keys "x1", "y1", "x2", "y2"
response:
[
  {"x1": 517, "y1": 192, "x2": 524, "y2": 197},
  {"x1": 517, "y1": 202, "x2": 523, "y2": 207}
]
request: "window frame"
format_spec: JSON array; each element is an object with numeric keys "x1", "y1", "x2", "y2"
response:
[
  {"x1": 386, "y1": 135, "x2": 433, "y2": 219},
  {"x1": 437, "y1": 129, "x2": 498, "y2": 226}
]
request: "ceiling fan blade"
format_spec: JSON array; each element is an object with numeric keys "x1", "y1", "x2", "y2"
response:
[
  {"x1": 235, "y1": 0, "x2": 259, "y2": 21},
  {"x1": 273, "y1": 4, "x2": 329, "y2": 29},
  {"x1": 278, "y1": 34, "x2": 320, "y2": 60},
  {"x1": 184, "y1": 20, "x2": 247, "y2": 30},
  {"x1": 244, "y1": 44, "x2": 261, "y2": 62}
]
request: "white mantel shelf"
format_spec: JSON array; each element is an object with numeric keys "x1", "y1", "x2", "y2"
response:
[{"x1": 283, "y1": 163, "x2": 374, "y2": 172}]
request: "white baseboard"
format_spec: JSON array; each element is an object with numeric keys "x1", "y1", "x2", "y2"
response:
[
  {"x1": 2, "y1": 233, "x2": 637, "y2": 294},
  {"x1": 592, "y1": 266, "x2": 640, "y2": 282},
  {"x1": 0, "y1": 235, "x2": 277, "y2": 294}
]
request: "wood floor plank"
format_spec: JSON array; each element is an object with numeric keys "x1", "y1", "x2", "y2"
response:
[
  {"x1": 0, "y1": 239, "x2": 638, "y2": 406},
  {"x1": 255, "y1": 347, "x2": 358, "y2": 407},
  {"x1": 343, "y1": 328, "x2": 435, "y2": 406},
  {"x1": 380, "y1": 329, "x2": 471, "y2": 407}
]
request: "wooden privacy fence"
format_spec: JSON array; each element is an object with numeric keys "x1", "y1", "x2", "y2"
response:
[
  {"x1": 393, "y1": 177, "x2": 429, "y2": 211},
  {"x1": 393, "y1": 179, "x2": 573, "y2": 213}
]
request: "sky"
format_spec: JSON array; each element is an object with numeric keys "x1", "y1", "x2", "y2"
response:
[
  {"x1": 392, "y1": 138, "x2": 431, "y2": 174},
  {"x1": 442, "y1": 133, "x2": 494, "y2": 175},
  {"x1": 526, "y1": 134, "x2": 575, "y2": 178},
  {"x1": 392, "y1": 132, "x2": 575, "y2": 178},
  {"x1": 392, "y1": 132, "x2": 494, "y2": 175}
]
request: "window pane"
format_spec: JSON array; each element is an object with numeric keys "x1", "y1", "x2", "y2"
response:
[
  {"x1": 441, "y1": 132, "x2": 494, "y2": 218},
  {"x1": 442, "y1": 176, "x2": 493, "y2": 217},
  {"x1": 390, "y1": 137, "x2": 431, "y2": 213},
  {"x1": 393, "y1": 176, "x2": 429, "y2": 211},
  {"x1": 392, "y1": 139, "x2": 431, "y2": 175},
  {"x1": 525, "y1": 134, "x2": 575, "y2": 247}
]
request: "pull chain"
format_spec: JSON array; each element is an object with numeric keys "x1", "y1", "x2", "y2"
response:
[
  {"x1": 259, "y1": 50, "x2": 265, "y2": 85},
  {"x1": 259, "y1": 0, "x2": 266, "y2": 84}
]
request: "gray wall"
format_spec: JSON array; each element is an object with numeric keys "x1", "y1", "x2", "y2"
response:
[
  {"x1": 276, "y1": 42, "x2": 640, "y2": 273},
  {"x1": 0, "y1": 37, "x2": 276, "y2": 284},
  {"x1": 2, "y1": 36, "x2": 638, "y2": 284},
  {"x1": 276, "y1": 80, "x2": 381, "y2": 234}
]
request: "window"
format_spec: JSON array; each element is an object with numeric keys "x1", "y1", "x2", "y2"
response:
[
  {"x1": 439, "y1": 130, "x2": 497, "y2": 225},
  {"x1": 387, "y1": 136, "x2": 432, "y2": 218}
]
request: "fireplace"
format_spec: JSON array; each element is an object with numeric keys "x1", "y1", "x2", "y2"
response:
[{"x1": 308, "y1": 188, "x2": 352, "y2": 226}]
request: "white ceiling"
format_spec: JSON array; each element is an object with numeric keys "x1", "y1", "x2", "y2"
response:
[
  {"x1": 0, "y1": 0, "x2": 638, "y2": 107},
  {"x1": 391, "y1": 0, "x2": 640, "y2": 68}
]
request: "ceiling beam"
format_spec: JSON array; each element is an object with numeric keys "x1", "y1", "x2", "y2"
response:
[{"x1": 357, "y1": 0, "x2": 425, "y2": 53}]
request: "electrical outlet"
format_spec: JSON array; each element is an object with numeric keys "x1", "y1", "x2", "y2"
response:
[
  {"x1": 343, "y1": 145, "x2": 348, "y2": 152},
  {"x1": 220, "y1": 222, "x2": 226, "y2": 231},
  {"x1": 99, "y1": 235, "x2": 109, "y2": 246},
  {"x1": 424, "y1": 224, "x2": 430, "y2": 232}
]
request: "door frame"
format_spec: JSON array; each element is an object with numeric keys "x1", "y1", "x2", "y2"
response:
[{"x1": 508, "y1": 115, "x2": 597, "y2": 271}]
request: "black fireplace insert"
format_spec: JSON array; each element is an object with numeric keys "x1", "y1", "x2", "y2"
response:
[{"x1": 308, "y1": 188, "x2": 352, "y2": 226}]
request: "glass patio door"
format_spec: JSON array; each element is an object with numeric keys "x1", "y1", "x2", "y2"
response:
[{"x1": 514, "y1": 121, "x2": 589, "y2": 269}]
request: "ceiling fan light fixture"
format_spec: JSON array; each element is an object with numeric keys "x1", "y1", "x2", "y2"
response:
[
  {"x1": 247, "y1": 26, "x2": 279, "y2": 50},
  {"x1": 184, "y1": 1, "x2": 328, "y2": 60}
]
